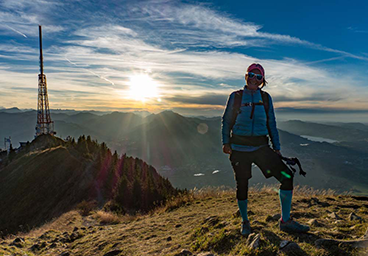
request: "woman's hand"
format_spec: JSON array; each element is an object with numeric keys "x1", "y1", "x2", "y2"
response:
[{"x1": 222, "y1": 144, "x2": 232, "y2": 154}]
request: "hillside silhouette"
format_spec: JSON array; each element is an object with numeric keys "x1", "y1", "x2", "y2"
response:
[{"x1": 0, "y1": 134, "x2": 177, "y2": 236}]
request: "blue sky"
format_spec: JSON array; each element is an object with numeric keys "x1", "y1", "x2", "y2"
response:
[{"x1": 0, "y1": 0, "x2": 368, "y2": 116}]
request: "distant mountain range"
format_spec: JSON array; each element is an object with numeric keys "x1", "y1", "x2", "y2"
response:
[
  {"x1": 1, "y1": 110, "x2": 368, "y2": 195},
  {"x1": 0, "y1": 107, "x2": 151, "y2": 116}
]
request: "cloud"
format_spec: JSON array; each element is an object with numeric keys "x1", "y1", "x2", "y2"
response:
[
  {"x1": 0, "y1": 1, "x2": 65, "y2": 38},
  {"x1": 1, "y1": 0, "x2": 368, "y2": 114},
  {"x1": 165, "y1": 93, "x2": 228, "y2": 106},
  {"x1": 276, "y1": 107, "x2": 368, "y2": 114},
  {"x1": 348, "y1": 26, "x2": 368, "y2": 34}
]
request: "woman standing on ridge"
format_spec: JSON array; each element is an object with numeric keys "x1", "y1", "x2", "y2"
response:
[{"x1": 221, "y1": 63, "x2": 310, "y2": 235}]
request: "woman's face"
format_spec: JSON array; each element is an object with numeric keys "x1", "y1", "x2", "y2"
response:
[{"x1": 245, "y1": 69, "x2": 263, "y2": 90}]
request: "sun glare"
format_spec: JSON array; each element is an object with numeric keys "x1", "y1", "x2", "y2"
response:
[{"x1": 128, "y1": 74, "x2": 160, "y2": 102}]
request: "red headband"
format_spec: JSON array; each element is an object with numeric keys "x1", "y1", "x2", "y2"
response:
[{"x1": 247, "y1": 63, "x2": 265, "y2": 77}]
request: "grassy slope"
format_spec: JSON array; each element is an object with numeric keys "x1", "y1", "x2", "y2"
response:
[
  {"x1": 0, "y1": 145, "x2": 92, "y2": 235},
  {"x1": 1, "y1": 188, "x2": 368, "y2": 256}
]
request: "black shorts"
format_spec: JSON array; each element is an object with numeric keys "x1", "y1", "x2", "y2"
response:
[{"x1": 229, "y1": 146, "x2": 293, "y2": 181}]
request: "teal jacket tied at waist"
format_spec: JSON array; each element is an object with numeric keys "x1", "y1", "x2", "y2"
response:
[{"x1": 221, "y1": 86, "x2": 281, "y2": 151}]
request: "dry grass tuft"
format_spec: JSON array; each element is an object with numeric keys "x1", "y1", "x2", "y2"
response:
[
  {"x1": 191, "y1": 186, "x2": 235, "y2": 198},
  {"x1": 249, "y1": 183, "x2": 347, "y2": 196},
  {"x1": 159, "y1": 186, "x2": 235, "y2": 213},
  {"x1": 158, "y1": 184, "x2": 348, "y2": 215},
  {"x1": 293, "y1": 185, "x2": 343, "y2": 196},
  {"x1": 95, "y1": 210, "x2": 121, "y2": 225},
  {"x1": 9, "y1": 210, "x2": 82, "y2": 240}
]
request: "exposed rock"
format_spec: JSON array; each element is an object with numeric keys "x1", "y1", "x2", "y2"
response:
[
  {"x1": 174, "y1": 249, "x2": 193, "y2": 256},
  {"x1": 349, "y1": 212, "x2": 362, "y2": 221},
  {"x1": 328, "y1": 212, "x2": 342, "y2": 220},
  {"x1": 203, "y1": 216, "x2": 220, "y2": 226},
  {"x1": 10, "y1": 237, "x2": 25, "y2": 247},
  {"x1": 103, "y1": 250, "x2": 123, "y2": 256},
  {"x1": 280, "y1": 240, "x2": 302, "y2": 253},
  {"x1": 246, "y1": 233, "x2": 261, "y2": 250},
  {"x1": 307, "y1": 219, "x2": 321, "y2": 227}
]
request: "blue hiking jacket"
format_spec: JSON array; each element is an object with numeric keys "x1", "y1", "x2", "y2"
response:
[{"x1": 221, "y1": 86, "x2": 281, "y2": 150}]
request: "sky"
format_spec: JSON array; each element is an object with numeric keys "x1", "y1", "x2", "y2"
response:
[{"x1": 1, "y1": 0, "x2": 368, "y2": 118}]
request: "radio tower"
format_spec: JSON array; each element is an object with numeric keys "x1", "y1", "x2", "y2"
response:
[{"x1": 35, "y1": 25, "x2": 55, "y2": 137}]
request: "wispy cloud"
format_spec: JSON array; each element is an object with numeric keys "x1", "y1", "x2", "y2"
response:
[
  {"x1": 0, "y1": 0, "x2": 367, "y2": 114},
  {"x1": 3, "y1": 24, "x2": 27, "y2": 37},
  {"x1": 348, "y1": 26, "x2": 368, "y2": 34}
]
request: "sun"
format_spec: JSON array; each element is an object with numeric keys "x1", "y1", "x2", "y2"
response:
[{"x1": 128, "y1": 74, "x2": 160, "y2": 102}]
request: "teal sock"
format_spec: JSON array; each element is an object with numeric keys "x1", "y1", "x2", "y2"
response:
[
  {"x1": 237, "y1": 199, "x2": 248, "y2": 222},
  {"x1": 279, "y1": 189, "x2": 293, "y2": 222}
]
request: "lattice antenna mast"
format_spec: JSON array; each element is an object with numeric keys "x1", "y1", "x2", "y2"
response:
[{"x1": 35, "y1": 25, "x2": 55, "y2": 137}]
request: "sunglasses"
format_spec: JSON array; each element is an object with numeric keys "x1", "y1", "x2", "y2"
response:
[{"x1": 246, "y1": 72, "x2": 263, "y2": 81}]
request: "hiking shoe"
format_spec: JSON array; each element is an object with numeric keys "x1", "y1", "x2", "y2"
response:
[
  {"x1": 241, "y1": 220, "x2": 251, "y2": 236},
  {"x1": 279, "y1": 218, "x2": 310, "y2": 233}
]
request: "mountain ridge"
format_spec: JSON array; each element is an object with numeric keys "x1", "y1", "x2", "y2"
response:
[{"x1": 0, "y1": 134, "x2": 177, "y2": 236}]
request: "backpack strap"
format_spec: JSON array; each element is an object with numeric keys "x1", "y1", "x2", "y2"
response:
[
  {"x1": 230, "y1": 90, "x2": 243, "y2": 130},
  {"x1": 260, "y1": 90, "x2": 270, "y2": 133},
  {"x1": 260, "y1": 90, "x2": 269, "y2": 118}
]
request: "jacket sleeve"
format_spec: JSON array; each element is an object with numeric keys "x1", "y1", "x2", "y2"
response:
[
  {"x1": 221, "y1": 92, "x2": 235, "y2": 145},
  {"x1": 267, "y1": 95, "x2": 281, "y2": 150}
]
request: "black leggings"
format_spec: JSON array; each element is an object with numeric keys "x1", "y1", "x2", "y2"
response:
[{"x1": 230, "y1": 146, "x2": 294, "y2": 200}]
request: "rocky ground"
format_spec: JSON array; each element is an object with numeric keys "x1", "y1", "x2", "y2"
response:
[{"x1": 1, "y1": 187, "x2": 368, "y2": 256}]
